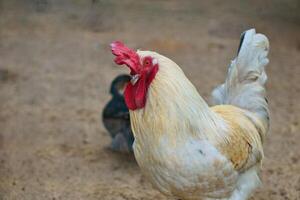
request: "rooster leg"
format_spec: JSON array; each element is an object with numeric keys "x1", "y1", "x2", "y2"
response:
[{"x1": 229, "y1": 167, "x2": 261, "y2": 200}]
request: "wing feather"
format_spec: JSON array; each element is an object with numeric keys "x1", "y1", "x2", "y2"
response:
[{"x1": 212, "y1": 105, "x2": 263, "y2": 172}]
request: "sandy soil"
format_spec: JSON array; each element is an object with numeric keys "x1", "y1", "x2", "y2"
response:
[{"x1": 0, "y1": 0, "x2": 300, "y2": 199}]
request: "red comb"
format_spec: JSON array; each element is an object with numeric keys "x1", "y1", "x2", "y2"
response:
[{"x1": 110, "y1": 41, "x2": 140, "y2": 74}]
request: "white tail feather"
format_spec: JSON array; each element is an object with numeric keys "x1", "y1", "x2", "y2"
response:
[{"x1": 212, "y1": 29, "x2": 270, "y2": 139}]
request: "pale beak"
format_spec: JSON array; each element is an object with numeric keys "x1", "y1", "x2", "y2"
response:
[{"x1": 131, "y1": 74, "x2": 140, "y2": 85}]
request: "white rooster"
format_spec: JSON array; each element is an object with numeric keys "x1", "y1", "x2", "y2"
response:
[{"x1": 110, "y1": 29, "x2": 270, "y2": 200}]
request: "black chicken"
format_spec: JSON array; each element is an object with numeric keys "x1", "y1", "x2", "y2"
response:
[{"x1": 102, "y1": 74, "x2": 134, "y2": 152}]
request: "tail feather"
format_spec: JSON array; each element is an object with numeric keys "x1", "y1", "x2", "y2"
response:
[{"x1": 212, "y1": 29, "x2": 270, "y2": 139}]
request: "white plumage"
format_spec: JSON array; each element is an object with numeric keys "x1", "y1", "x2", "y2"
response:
[{"x1": 112, "y1": 29, "x2": 270, "y2": 200}]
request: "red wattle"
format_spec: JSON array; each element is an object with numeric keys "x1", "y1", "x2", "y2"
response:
[
  {"x1": 124, "y1": 76, "x2": 147, "y2": 110},
  {"x1": 124, "y1": 83, "x2": 137, "y2": 110},
  {"x1": 124, "y1": 65, "x2": 158, "y2": 110},
  {"x1": 134, "y1": 74, "x2": 147, "y2": 108}
]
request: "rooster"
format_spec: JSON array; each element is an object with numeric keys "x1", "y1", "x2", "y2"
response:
[{"x1": 110, "y1": 29, "x2": 270, "y2": 200}]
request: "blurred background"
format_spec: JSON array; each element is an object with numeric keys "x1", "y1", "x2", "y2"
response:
[{"x1": 0, "y1": 0, "x2": 299, "y2": 199}]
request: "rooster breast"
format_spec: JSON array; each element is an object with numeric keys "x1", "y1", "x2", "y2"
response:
[{"x1": 134, "y1": 137, "x2": 239, "y2": 200}]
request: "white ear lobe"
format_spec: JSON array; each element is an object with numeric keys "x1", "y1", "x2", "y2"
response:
[{"x1": 152, "y1": 58, "x2": 158, "y2": 65}]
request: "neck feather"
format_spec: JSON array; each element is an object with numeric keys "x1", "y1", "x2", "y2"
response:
[{"x1": 129, "y1": 54, "x2": 227, "y2": 146}]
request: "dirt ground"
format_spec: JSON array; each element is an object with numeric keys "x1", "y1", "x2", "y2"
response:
[{"x1": 0, "y1": 0, "x2": 299, "y2": 199}]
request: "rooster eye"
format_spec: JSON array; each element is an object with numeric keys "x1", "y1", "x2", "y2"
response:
[{"x1": 143, "y1": 57, "x2": 152, "y2": 67}]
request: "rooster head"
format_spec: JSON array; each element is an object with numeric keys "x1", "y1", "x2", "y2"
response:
[{"x1": 111, "y1": 41, "x2": 159, "y2": 110}]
